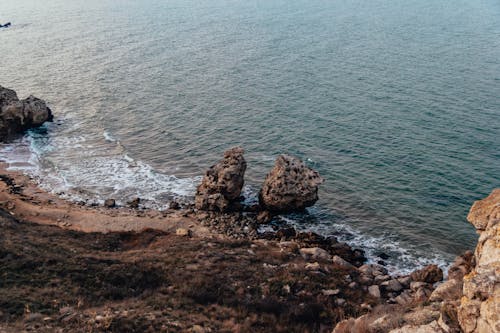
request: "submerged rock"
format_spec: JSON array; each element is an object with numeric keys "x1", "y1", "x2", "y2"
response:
[
  {"x1": 195, "y1": 147, "x2": 246, "y2": 212},
  {"x1": 259, "y1": 154, "x2": 324, "y2": 212},
  {"x1": 0, "y1": 85, "x2": 53, "y2": 141}
]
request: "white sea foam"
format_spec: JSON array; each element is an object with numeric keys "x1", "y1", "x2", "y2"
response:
[
  {"x1": 0, "y1": 132, "x2": 451, "y2": 274},
  {"x1": 274, "y1": 213, "x2": 451, "y2": 275},
  {"x1": 103, "y1": 130, "x2": 116, "y2": 142},
  {"x1": 0, "y1": 132, "x2": 201, "y2": 210}
]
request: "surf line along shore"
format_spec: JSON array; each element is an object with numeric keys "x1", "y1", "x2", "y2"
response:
[{"x1": 1, "y1": 85, "x2": 498, "y2": 332}]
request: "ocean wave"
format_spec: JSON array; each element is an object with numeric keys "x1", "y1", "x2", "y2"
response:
[{"x1": 0, "y1": 132, "x2": 201, "y2": 210}]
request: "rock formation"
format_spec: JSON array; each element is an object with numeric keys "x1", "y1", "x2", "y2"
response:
[
  {"x1": 0, "y1": 85, "x2": 53, "y2": 141},
  {"x1": 259, "y1": 154, "x2": 324, "y2": 212},
  {"x1": 458, "y1": 189, "x2": 500, "y2": 333},
  {"x1": 195, "y1": 147, "x2": 246, "y2": 212},
  {"x1": 332, "y1": 189, "x2": 500, "y2": 333}
]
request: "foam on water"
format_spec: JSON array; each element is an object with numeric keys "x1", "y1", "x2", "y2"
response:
[
  {"x1": 271, "y1": 213, "x2": 451, "y2": 276},
  {"x1": 0, "y1": 130, "x2": 201, "y2": 210}
]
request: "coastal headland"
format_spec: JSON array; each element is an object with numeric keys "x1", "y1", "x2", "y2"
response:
[{"x1": 0, "y1": 86, "x2": 498, "y2": 332}]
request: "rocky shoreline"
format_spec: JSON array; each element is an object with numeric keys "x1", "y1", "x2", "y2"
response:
[{"x1": 0, "y1": 86, "x2": 498, "y2": 332}]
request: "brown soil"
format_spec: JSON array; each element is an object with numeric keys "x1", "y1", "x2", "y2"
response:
[{"x1": 0, "y1": 166, "x2": 373, "y2": 332}]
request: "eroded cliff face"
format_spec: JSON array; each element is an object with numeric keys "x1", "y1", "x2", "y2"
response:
[
  {"x1": 332, "y1": 189, "x2": 500, "y2": 333},
  {"x1": 458, "y1": 189, "x2": 500, "y2": 333}
]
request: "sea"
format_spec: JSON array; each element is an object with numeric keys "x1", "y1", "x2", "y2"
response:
[{"x1": 1, "y1": 0, "x2": 499, "y2": 274}]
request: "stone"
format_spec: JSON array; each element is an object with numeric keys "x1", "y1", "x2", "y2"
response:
[
  {"x1": 322, "y1": 289, "x2": 340, "y2": 296},
  {"x1": 388, "y1": 320, "x2": 444, "y2": 333},
  {"x1": 413, "y1": 287, "x2": 431, "y2": 303},
  {"x1": 395, "y1": 291, "x2": 413, "y2": 305},
  {"x1": 299, "y1": 247, "x2": 332, "y2": 262},
  {"x1": 382, "y1": 279, "x2": 404, "y2": 292},
  {"x1": 169, "y1": 200, "x2": 181, "y2": 210},
  {"x1": 259, "y1": 154, "x2": 324, "y2": 212},
  {"x1": 332, "y1": 255, "x2": 356, "y2": 270},
  {"x1": 276, "y1": 227, "x2": 296, "y2": 239},
  {"x1": 458, "y1": 189, "x2": 500, "y2": 333},
  {"x1": 104, "y1": 198, "x2": 116, "y2": 208},
  {"x1": 410, "y1": 264, "x2": 443, "y2": 284},
  {"x1": 305, "y1": 262, "x2": 321, "y2": 271},
  {"x1": 429, "y1": 279, "x2": 462, "y2": 302},
  {"x1": 368, "y1": 285, "x2": 381, "y2": 298},
  {"x1": 0, "y1": 86, "x2": 53, "y2": 141},
  {"x1": 410, "y1": 281, "x2": 429, "y2": 291},
  {"x1": 398, "y1": 276, "x2": 413, "y2": 288},
  {"x1": 256, "y1": 210, "x2": 273, "y2": 224},
  {"x1": 127, "y1": 197, "x2": 140, "y2": 208},
  {"x1": 195, "y1": 147, "x2": 246, "y2": 212},
  {"x1": 374, "y1": 274, "x2": 391, "y2": 284},
  {"x1": 466, "y1": 188, "x2": 500, "y2": 230},
  {"x1": 176, "y1": 228, "x2": 191, "y2": 237}
]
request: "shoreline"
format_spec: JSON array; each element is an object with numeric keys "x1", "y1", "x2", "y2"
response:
[
  {"x1": 0, "y1": 162, "x2": 210, "y2": 236},
  {"x1": 1, "y1": 156, "x2": 498, "y2": 332}
]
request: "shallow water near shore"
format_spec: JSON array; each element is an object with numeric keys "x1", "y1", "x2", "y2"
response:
[{"x1": 1, "y1": 0, "x2": 499, "y2": 273}]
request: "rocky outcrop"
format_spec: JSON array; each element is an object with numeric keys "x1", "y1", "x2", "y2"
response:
[
  {"x1": 259, "y1": 154, "x2": 324, "y2": 212},
  {"x1": 332, "y1": 189, "x2": 499, "y2": 333},
  {"x1": 195, "y1": 147, "x2": 246, "y2": 212},
  {"x1": 458, "y1": 189, "x2": 500, "y2": 333},
  {"x1": 0, "y1": 85, "x2": 53, "y2": 141}
]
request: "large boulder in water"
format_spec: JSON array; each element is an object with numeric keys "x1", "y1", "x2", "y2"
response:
[
  {"x1": 0, "y1": 85, "x2": 53, "y2": 141},
  {"x1": 259, "y1": 154, "x2": 324, "y2": 212},
  {"x1": 195, "y1": 147, "x2": 247, "y2": 212}
]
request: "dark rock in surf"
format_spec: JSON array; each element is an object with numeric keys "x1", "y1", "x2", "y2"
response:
[
  {"x1": 104, "y1": 199, "x2": 116, "y2": 208},
  {"x1": 195, "y1": 147, "x2": 246, "y2": 212},
  {"x1": 259, "y1": 155, "x2": 324, "y2": 212},
  {"x1": 0, "y1": 85, "x2": 53, "y2": 141}
]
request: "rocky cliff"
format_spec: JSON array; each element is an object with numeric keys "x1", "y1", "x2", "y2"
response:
[
  {"x1": 458, "y1": 189, "x2": 500, "y2": 333},
  {"x1": 332, "y1": 189, "x2": 500, "y2": 333}
]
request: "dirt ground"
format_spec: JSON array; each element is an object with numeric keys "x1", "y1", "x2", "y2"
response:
[{"x1": 0, "y1": 169, "x2": 373, "y2": 333}]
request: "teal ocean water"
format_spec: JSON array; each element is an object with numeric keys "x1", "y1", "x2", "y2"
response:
[{"x1": 1, "y1": 0, "x2": 499, "y2": 272}]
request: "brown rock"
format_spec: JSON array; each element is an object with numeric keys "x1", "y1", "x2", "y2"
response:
[
  {"x1": 104, "y1": 199, "x2": 116, "y2": 208},
  {"x1": 195, "y1": 147, "x2": 246, "y2": 212},
  {"x1": 256, "y1": 210, "x2": 273, "y2": 224},
  {"x1": 0, "y1": 86, "x2": 53, "y2": 141},
  {"x1": 458, "y1": 189, "x2": 500, "y2": 333},
  {"x1": 466, "y1": 188, "x2": 500, "y2": 230},
  {"x1": 127, "y1": 197, "x2": 140, "y2": 208},
  {"x1": 410, "y1": 264, "x2": 443, "y2": 284},
  {"x1": 259, "y1": 154, "x2": 324, "y2": 212}
]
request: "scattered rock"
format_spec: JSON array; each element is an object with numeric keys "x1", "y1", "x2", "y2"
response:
[
  {"x1": 368, "y1": 285, "x2": 381, "y2": 298},
  {"x1": 429, "y1": 279, "x2": 462, "y2": 302},
  {"x1": 104, "y1": 198, "x2": 116, "y2": 208},
  {"x1": 195, "y1": 147, "x2": 246, "y2": 212},
  {"x1": 322, "y1": 289, "x2": 340, "y2": 296},
  {"x1": 389, "y1": 320, "x2": 444, "y2": 333},
  {"x1": 410, "y1": 264, "x2": 443, "y2": 284},
  {"x1": 395, "y1": 290, "x2": 413, "y2": 305},
  {"x1": 256, "y1": 210, "x2": 273, "y2": 224},
  {"x1": 259, "y1": 154, "x2": 324, "y2": 212},
  {"x1": 332, "y1": 255, "x2": 356, "y2": 270},
  {"x1": 305, "y1": 262, "x2": 321, "y2": 271},
  {"x1": 176, "y1": 228, "x2": 191, "y2": 237},
  {"x1": 299, "y1": 247, "x2": 332, "y2": 262},
  {"x1": 382, "y1": 279, "x2": 404, "y2": 292},
  {"x1": 127, "y1": 197, "x2": 140, "y2": 209},
  {"x1": 169, "y1": 200, "x2": 181, "y2": 210}
]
